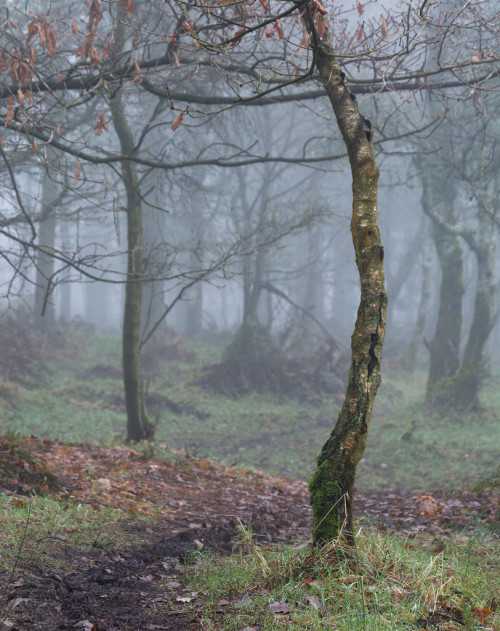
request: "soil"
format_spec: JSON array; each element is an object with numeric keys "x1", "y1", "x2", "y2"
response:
[{"x1": 0, "y1": 438, "x2": 497, "y2": 630}]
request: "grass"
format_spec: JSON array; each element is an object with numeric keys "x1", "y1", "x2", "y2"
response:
[
  {"x1": 0, "y1": 492, "x2": 128, "y2": 573},
  {"x1": 1, "y1": 329, "x2": 498, "y2": 493},
  {"x1": 0, "y1": 328, "x2": 498, "y2": 630},
  {"x1": 182, "y1": 524, "x2": 498, "y2": 630}
]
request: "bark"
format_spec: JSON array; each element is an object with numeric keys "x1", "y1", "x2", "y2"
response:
[
  {"x1": 109, "y1": 91, "x2": 152, "y2": 442},
  {"x1": 108, "y1": 10, "x2": 152, "y2": 441},
  {"x1": 406, "y1": 218, "x2": 432, "y2": 369},
  {"x1": 34, "y1": 166, "x2": 58, "y2": 331},
  {"x1": 304, "y1": 18, "x2": 387, "y2": 544},
  {"x1": 447, "y1": 216, "x2": 496, "y2": 409},
  {"x1": 184, "y1": 282, "x2": 203, "y2": 338},
  {"x1": 58, "y1": 221, "x2": 72, "y2": 323},
  {"x1": 141, "y1": 202, "x2": 166, "y2": 339},
  {"x1": 424, "y1": 180, "x2": 464, "y2": 405}
]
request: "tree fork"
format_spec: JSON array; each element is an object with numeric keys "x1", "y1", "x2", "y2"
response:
[{"x1": 303, "y1": 6, "x2": 387, "y2": 544}]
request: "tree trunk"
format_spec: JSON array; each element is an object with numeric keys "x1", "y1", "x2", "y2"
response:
[
  {"x1": 424, "y1": 181, "x2": 464, "y2": 405},
  {"x1": 305, "y1": 18, "x2": 387, "y2": 544},
  {"x1": 184, "y1": 282, "x2": 204, "y2": 338},
  {"x1": 109, "y1": 5, "x2": 153, "y2": 442},
  {"x1": 448, "y1": 216, "x2": 496, "y2": 409},
  {"x1": 109, "y1": 89, "x2": 151, "y2": 443},
  {"x1": 58, "y1": 220, "x2": 72, "y2": 323},
  {"x1": 406, "y1": 218, "x2": 432, "y2": 370},
  {"x1": 34, "y1": 166, "x2": 58, "y2": 331}
]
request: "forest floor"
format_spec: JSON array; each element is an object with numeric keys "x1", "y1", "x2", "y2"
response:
[
  {"x1": 0, "y1": 436, "x2": 498, "y2": 630},
  {"x1": 0, "y1": 327, "x2": 499, "y2": 629}
]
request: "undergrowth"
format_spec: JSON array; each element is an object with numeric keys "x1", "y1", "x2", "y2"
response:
[
  {"x1": 0, "y1": 328, "x2": 499, "y2": 492},
  {"x1": 183, "y1": 525, "x2": 498, "y2": 630}
]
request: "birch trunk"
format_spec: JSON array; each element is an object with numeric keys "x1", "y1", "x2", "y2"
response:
[{"x1": 304, "y1": 14, "x2": 387, "y2": 544}]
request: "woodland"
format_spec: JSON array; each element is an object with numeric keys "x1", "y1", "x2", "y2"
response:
[{"x1": 0, "y1": 0, "x2": 499, "y2": 629}]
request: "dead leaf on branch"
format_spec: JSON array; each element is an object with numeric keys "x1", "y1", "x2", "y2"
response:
[
  {"x1": 94, "y1": 111, "x2": 109, "y2": 136},
  {"x1": 172, "y1": 107, "x2": 188, "y2": 131},
  {"x1": 5, "y1": 96, "x2": 15, "y2": 123},
  {"x1": 381, "y1": 15, "x2": 388, "y2": 39},
  {"x1": 118, "y1": 0, "x2": 136, "y2": 15},
  {"x1": 274, "y1": 20, "x2": 284, "y2": 40}
]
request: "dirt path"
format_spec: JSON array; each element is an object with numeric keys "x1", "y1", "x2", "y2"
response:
[{"x1": 1, "y1": 439, "x2": 497, "y2": 630}]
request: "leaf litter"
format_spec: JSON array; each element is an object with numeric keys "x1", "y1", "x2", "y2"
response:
[{"x1": 0, "y1": 436, "x2": 497, "y2": 629}]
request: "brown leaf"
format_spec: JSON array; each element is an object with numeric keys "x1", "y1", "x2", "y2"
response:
[
  {"x1": 269, "y1": 602, "x2": 290, "y2": 613},
  {"x1": 72, "y1": 19, "x2": 79, "y2": 35},
  {"x1": 471, "y1": 607, "x2": 494, "y2": 624},
  {"x1": 171, "y1": 109, "x2": 186, "y2": 131},
  {"x1": 415, "y1": 493, "x2": 438, "y2": 516},
  {"x1": 133, "y1": 59, "x2": 141, "y2": 83},
  {"x1": 274, "y1": 20, "x2": 284, "y2": 40},
  {"x1": 357, "y1": 23, "x2": 364, "y2": 42},
  {"x1": 0, "y1": 51, "x2": 9, "y2": 71},
  {"x1": 265, "y1": 28, "x2": 274, "y2": 38},
  {"x1": 17, "y1": 89, "x2": 25, "y2": 105},
  {"x1": 311, "y1": 0, "x2": 327, "y2": 15},
  {"x1": 182, "y1": 21, "x2": 195, "y2": 37},
  {"x1": 471, "y1": 52, "x2": 484, "y2": 63},
  {"x1": 299, "y1": 27, "x2": 309, "y2": 50},
  {"x1": 357, "y1": 1, "x2": 364, "y2": 16},
  {"x1": 316, "y1": 18, "x2": 325, "y2": 39},
  {"x1": 5, "y1": 96, "x2": 15, "y2": 124},
  {"x1": 75, "y1": 161, "x2": 81, "y2": 184},
  {"x1": 232, "y1": 28, "x2": 245, "y2": 46},
  {"x1": 46, "y1": 27, "x2": 57, "y2": 56},
  {"x1": 381, "y1": 15, "x2": 388, "y2": 39},
  {"x1": 171, "y1": 51, "x2": 180, "y2": 67},
  {"x1": 90, "y1": 46, "x2": 100, "y2": 68},
  {"x1": 119, "y1": 0, "x2": 136, "y2": 15},
  {"x1": 94, "y1": 111, "x2": 109, "y2": 136}
]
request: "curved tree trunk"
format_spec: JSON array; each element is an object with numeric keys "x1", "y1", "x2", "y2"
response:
[{"x1": 304, "y1": 16, "x2": 387, "y2": 544}]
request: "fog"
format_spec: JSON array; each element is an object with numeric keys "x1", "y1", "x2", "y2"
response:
[{"x1": 0, "y1": 0, "x2": 498, "y2": 487}]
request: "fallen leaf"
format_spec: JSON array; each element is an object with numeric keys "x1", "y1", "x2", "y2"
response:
[{"x1": 269, "y1": 601, "x2": 290, "y2": 613}]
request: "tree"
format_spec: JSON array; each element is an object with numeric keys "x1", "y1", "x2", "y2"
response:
[
  {"x1": 300, "y1": 9, "x2": 386, "y2": 544},
  {"x1": 1, "y1": 0, "x2": 498, "y2": 543}
]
